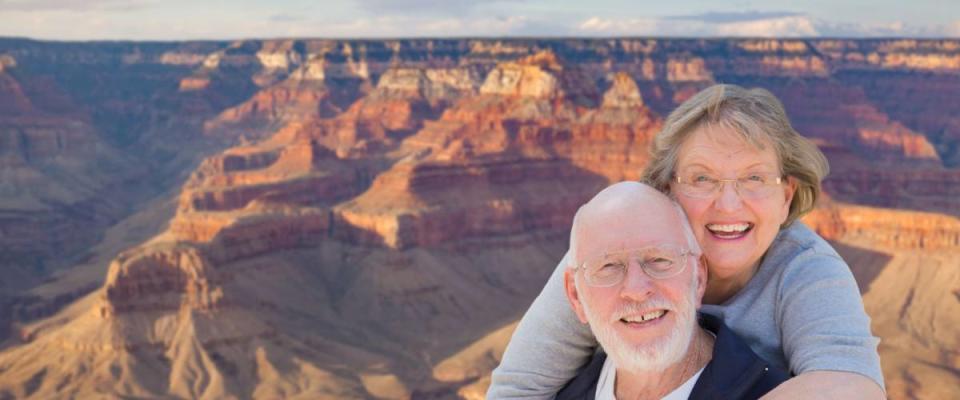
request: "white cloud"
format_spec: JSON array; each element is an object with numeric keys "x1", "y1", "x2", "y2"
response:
[
  {"x1": 714, "y1": 16, "x2": 818, "y2": 37},
  {"x1": 294, "y1": 15, "x2": 960, "y2": 39},
  {"x1": 0, "y1": 11, "x2": 522, "y2": 40},
  {"x1": 578, "y1": 17, "x2": 608, "y2": 31},
  {"x1": 0, "y1": 0, "x2": 153, "y2": 12},
  {"x1": 352, "y1": 0, "x2": 524, "y2": 16},
  {"x1": 673, "y1": 11, "x2": 804, "y2": 24},
  {"x1": 577, "y1": 17, "x2": 671, "y2": 36},
  {"x1": 572, "y1": 9, "x2": 953, "y2": 39},
  {"x1": 2, "y1": 3, "x2": 957, "y2": 40},
  {"x1": 576, "y1": 11, "x2": 819, "y2": 37},
  {"x1": 459, "y1": 16, "x2": 530, "y2": 34},
  {"x1": 945, "y1": 20, "x2": 960, "y2": 37},
  {"x1": 575, "y1": 14, "x2": 960, "y2": 38},
  {"x1": 303, "y1": 15, "x2": 531, "y2": 38}
]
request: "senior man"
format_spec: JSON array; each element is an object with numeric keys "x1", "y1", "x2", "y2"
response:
[{"x1": 557, "y1": 182, "x2": 788, "y2": 399}]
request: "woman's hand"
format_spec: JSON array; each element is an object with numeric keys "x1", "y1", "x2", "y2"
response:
[{"x1": 761, "y1": 371, "x2": 885, "y2": 399}]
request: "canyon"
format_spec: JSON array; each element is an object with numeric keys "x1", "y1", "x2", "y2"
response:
[{"x1": 0, "y1": 37, "x2": 958, "y2": 399}]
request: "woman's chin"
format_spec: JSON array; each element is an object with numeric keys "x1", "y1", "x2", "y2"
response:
[{"x1": 704, "y1": 254, "x2": 758, "y2": 283}]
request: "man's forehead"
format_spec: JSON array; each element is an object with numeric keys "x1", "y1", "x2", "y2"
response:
[
  {"x1": 578, "y1": 183, "x2": 678, "y2": 225},
  {"x1": 580, "y1": 182, "x2": 671, "y2": 211},
  {"x1": 573, "y1": 182, "x2": 689, "y2": 256},
  {"x1": 576, "y1": 213, "x2": 687, "y2": 251}
]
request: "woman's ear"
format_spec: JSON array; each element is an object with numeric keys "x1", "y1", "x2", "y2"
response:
[{"x1": 781, "y1": 176, "x2": 798, "y2": 222}]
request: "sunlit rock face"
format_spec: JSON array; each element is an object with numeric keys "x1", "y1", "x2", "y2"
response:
[
  {"x1": 801, "y1": 200, "x2": 960, "y2": 400},
  {"x1": 0, "y1": 37, "x2": 959, "y2": 399}
]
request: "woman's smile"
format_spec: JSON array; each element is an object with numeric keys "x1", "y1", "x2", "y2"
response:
[{"x1": 672, "y1": 124, "x2": 795, "y2": 294}]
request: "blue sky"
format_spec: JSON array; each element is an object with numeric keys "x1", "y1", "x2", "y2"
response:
[{"x1": 1, "y1": 0, "x2": 958, "y2": 40}]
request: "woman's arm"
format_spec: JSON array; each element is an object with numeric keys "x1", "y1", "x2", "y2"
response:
[
  {"x1": 486, "y1": 250, "x2": 597, "y2": 399},
  {"x1": 762, "y1": 371, "x2": 885, "y2": 399},
  {"x1": 774, "y1": 246, "x2": 885, "y2": 397}
]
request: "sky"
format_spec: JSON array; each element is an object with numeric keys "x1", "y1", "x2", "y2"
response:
[{"x1": 1, "y1": 0, "x2": 959, "y2": 41}]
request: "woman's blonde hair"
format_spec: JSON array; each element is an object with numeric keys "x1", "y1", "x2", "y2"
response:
[{"x1": 641, "y1": 84, "x2": 829, "y2": 227}]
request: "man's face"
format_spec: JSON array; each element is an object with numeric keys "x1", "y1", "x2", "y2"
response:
[{"x1": 565, "y1": 184, "x2": 707, "y2": 372}]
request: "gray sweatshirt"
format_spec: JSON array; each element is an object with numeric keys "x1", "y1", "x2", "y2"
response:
[{"x1": 487, "y1": 222, "x2": 883, "y2": 399}]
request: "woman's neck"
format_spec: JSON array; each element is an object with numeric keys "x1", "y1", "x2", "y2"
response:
[{"x1": 703, "y1": 262, "x2": 759, "y2": 304}]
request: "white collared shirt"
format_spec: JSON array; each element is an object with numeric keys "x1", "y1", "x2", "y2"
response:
[{"x1": 595, "y1": 356, "x2": 706, "y2": 400}]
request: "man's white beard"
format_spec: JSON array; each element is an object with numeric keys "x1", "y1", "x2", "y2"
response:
[{"x1": 578, "y1": 274, "x2": 699, "y2": 373}]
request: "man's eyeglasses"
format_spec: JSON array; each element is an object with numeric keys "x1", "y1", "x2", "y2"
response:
[
  {"x1": 574, "y1": 244, "x2": 697, "y2": 287},
  {"x1": 673, "y1": 172, "x2": 784, "y2": 199}
]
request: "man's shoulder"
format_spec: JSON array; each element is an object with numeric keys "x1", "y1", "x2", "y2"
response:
[
  {"x1": 556, "y1": 315, "x2": 790, "y2": 400},
  {"x1": 556, "y1": 351, "x2": 606, "y2": 400},
  {"x1": 690, "y1": 314, "x2": 790, "y2": 399}
]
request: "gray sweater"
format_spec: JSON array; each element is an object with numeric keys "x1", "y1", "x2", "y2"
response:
[{"x1": 488, "y1": 222, "x2": 883, "y2": 399}]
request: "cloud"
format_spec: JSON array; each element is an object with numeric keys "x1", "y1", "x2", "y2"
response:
[
  {"x1": 577, "y1": 17, "x2": 662, "y2": 35},
  {"x1": 576, "y1": 14, "x2": 960, "y2": 39},
  {"x1": 352, "y1": 0, "x2": 524, "y2": 16},
  {"x1": 577, "y1": 14, "x2": 819, "y2": 37},
  {"x1": 945, "y1": 20, "x2": 960, "y2": 37},
  {"x1": 714, "y1": 16, "x2": 818, "y2": 37},
  {"x1": 671, "y1": 11, "x2": 804, "y2": 24},
  {"x1": 815, "y1": 19, "x2": 960, "y2": 38},
  {"x1": 0, "y1": 0, "x2": 153, "y2": 12},
  {"x1": 3, "y1": 2, "x2": 957, "y2": 40},
  {"x1": 507, "y1": 18, "x2": 573, "y2": 37},
  {"x1": 269, "y1": 13, "x2": 306, "y2": 23},
  {"x1": 309, "y1": 15, "x2": 534, "y2": 37}
]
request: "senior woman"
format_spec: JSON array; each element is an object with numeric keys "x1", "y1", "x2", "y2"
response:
[{"x1": 488, "y1": 84, "x2": 884, "y2": 399}]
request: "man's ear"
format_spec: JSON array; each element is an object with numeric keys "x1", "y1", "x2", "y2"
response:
[
  {"x1": 564, "y1": 269, "x2": 590, "y2": 324},
  {"x1": 694, "y1": 255, "x2": 709, "y2": 308}
]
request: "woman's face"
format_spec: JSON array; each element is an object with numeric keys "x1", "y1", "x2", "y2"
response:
[{"x1": 670, "y1": 125, "x2": 795, "y2": 288}]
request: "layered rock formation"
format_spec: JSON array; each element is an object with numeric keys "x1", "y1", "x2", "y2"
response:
[
  {"x1": 1, "y1": 38, "x2": 959, "y2": 399},
  {"x1": 801, "y1": 203, "x2": 960, "y2": 400},
  {"x1": 336, "y1": 53, "x2": 659, "y2": 250},
  {"x1": 0, "y1": 54, "x2": 143, "y2": 297},
  {"x1": 806, "y1": 201, "x2": 960, "y2": 250},
  {"x1": 0, "y1": 49, "x2": 663, "y2": 398},
  {"x1": 3, "y1": 36, "x2": 959, "y2": 281}
]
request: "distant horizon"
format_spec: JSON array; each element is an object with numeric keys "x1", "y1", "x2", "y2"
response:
[
  {"x1": 5, "y1": 35, "x2": 960, "y2": 44},
  {"x1": 1, "y1": 0, "x2": 957, "y2": 41}
]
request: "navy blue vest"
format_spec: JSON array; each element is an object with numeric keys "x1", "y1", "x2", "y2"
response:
[{"x1": 556, "y1": 313, "x2": 790, "y2": 400}]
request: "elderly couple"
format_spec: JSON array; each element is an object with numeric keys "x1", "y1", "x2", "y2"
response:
[{"x1": 488, "y1": 85, "x2": 884, "y2": 399}]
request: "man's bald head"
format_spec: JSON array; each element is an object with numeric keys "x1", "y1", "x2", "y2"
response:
[
  {"x1": 564, "y1": 182, "x2": 707, "y2": 374},
  {"x1": 569, "y1": 182, "x2": 699, "y2": 269}
]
